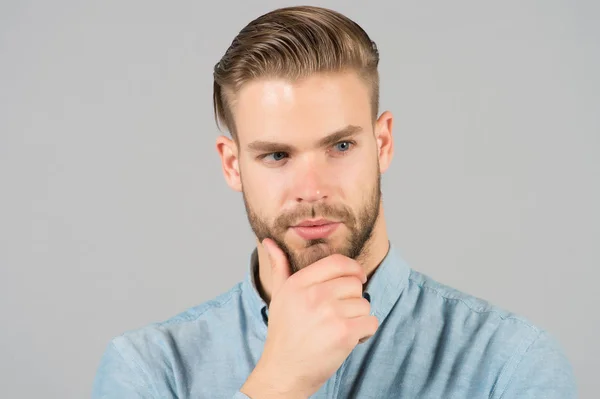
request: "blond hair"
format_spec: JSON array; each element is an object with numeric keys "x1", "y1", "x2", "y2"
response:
[{"x1": 213, "y1": 6, "x2": 380, "y2": 140}]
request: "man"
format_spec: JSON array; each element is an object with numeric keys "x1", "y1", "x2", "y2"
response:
[{"x1": 92, "y1": 6, "x2": 577, "y2": 398}]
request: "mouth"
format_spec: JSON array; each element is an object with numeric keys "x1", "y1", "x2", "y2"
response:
[{"x1": 291, "y1": 219, "x2": 341, "y2": 240}]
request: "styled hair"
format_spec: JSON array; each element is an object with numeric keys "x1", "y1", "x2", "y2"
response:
[{"x1": 213, "y1": 6, "x2": 380, "y2": 140}]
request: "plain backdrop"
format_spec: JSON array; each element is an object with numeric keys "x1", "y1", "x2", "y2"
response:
[{"x1": 1, "y1": 1, "x2": 598, "y2": 398}]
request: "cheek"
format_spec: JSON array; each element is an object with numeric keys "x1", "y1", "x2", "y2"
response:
[
  {"x1": 340, "y1": 158, "x2": 378, "y2": 201},
  {"x1": 241, "y1": 165, "x2": 286, "y2": 210}
]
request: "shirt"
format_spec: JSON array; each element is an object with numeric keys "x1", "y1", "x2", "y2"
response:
[{"x1": 92, "y1": 242, "x2": 577, "y2": 398}]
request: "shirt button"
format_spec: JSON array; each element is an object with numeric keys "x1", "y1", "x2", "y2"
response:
[{"x1": 362, "y1": 292, "x2": 371, "y2": 302}]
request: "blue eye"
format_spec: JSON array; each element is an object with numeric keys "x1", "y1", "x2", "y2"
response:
[
  {"x1": 334, "y1": 141, "x2": 353, "y2": 152},
  {"x1": 265, "y1": 152, "x2": 288, "y2": 162}
]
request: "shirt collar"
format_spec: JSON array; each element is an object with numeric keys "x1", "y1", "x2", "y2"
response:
[
  {"x1": 241, "y1": 248, "x2": 270, "y2": 332},
  {"x1": 241, "y1": 241, "x2": 411, "y2": 333}
]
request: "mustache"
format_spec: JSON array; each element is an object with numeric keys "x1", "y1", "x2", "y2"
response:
[{"x1": 273, "y1": 203, "x2": 354, "y2": 231}]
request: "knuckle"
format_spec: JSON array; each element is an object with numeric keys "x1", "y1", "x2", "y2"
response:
[
  {"x1": 369, "y1": 315, "x2": 379, "y2": 332},
  {"x1": 330, "y1": 254, "x2": 350, "y2": 269},
  {"x1": 334, "y1": 320, "x2": 352, "y2": 346},
  {"x1": 347, "y1": 261, "x2": 364, "y2": 279},
  {"x1": 344, "y1": 278, "x2": 363, "y2": 299},
  {"x1": 360, "y1": 298, "x2": 372, "y2": 315},
  {"x1": 321, "y1": 302, "x2": 336, "y2": 319},
  {"x1": 305, "y1": 285, "x2": 322, "y2": 308},
  {"x1": 355, "y1": 266, "x2": 366, "y2": 280},
  {"x1": 352, "y1": 277, "x2": 363, "y2": 292}
]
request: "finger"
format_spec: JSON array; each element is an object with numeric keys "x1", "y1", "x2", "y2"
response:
[
  {"x1": 262, "y1": 238, "x2": 291, "y2": 297},
  {"x1": 347, "y1": 315, "x2": 379, "y2": 345},
  {"x1": 298, "y1": 254, "x2": 366, "y2": 287},
  {"x1": 335, "y1": 297, "x2": 371, "y2": 319},
  {"x1": 320, "y1": 276, "x2": 364, "y2": 300}
]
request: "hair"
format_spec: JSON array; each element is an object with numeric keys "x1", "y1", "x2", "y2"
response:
[{"x1": 213, "y1": 6, "x2": 380, "y2": 141}]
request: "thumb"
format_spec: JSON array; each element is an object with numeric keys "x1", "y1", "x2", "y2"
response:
[{"x1": 262, "y1": 238, "x2": 291, "y2": 297}]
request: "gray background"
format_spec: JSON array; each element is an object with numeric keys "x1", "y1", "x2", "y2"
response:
[{"x1": 1, "y1": 1, "x2": 598, "y2": 398}]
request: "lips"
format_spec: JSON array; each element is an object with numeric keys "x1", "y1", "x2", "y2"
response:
[
  {"x1": 295, "y1": 219, "x2": 335, "y2": 227},
  {"x1": 291, "y1": 219, "x2": 340, "y2": 240}
]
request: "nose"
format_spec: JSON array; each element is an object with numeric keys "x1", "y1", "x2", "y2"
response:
[
  {"x1": 293, "y1": 159, "x2": 329, "y2": 204},
  {"x1": 296, "y1": 187, "x2": 327, "y2": 204}
]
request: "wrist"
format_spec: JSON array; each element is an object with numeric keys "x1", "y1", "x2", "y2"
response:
[{"x1": 240, "y1": 362, "x2": 306, "y2": 399}]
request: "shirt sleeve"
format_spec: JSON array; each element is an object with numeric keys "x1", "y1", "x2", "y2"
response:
[
  {"x1": 93, "y1": 339, "x2": 256, "y2": 399},
  {"x1": 498, "y1": 330, "x2": 578, "y2": 399},
  {"x1": 92, "y1": 340, "x2": 157, "y2": 399}
]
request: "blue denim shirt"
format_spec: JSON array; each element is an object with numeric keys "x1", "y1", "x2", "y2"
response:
[{"x1": 92, "y1": 243, "x2": 577, "y2": 398}]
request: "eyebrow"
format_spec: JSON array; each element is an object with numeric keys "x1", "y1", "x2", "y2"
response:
[{"x1": 247, "y1": 125, "x2": 363, "y2": 153}]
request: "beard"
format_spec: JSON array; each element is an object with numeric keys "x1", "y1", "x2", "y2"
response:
[{"x1": 242, "y1": 169, "x2": 381, "y2": 274}]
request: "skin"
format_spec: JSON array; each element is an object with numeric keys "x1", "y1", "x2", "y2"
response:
[{"x1": 216, "y1": 70, "x2": 394, "y2": 304}]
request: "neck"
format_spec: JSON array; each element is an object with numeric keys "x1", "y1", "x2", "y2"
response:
[{"x1": 255, "y1": 201, "x2": 389, "y2": 305}]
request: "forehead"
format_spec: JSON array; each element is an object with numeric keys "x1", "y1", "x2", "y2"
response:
[{"x1": 231, "y1": 71, "x2": 372, "y2": 145}]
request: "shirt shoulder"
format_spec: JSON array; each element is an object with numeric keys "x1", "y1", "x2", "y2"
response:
[
  {"x1": 157, "y1": 282, "x2": 245, "y2": 327},
  {"x1": 114, "y1": 281, "x2": 245, "y2": 351},
  {"x1": 93, "y1": 283, "x2": 246, "y2": 397},
  {"x1": 407, "y1": 269, "x2": 538, "y2": 328},
  {"x1": 403, "y1": 270, "x2": 576, "y2": 398}
]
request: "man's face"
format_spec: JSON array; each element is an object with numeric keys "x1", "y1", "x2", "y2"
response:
[{"x1": 232, "y1": 71, "x2": 382, "y2": 273}]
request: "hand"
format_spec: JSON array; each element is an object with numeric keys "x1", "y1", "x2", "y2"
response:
[{"x1": 241, "y1": 238, "x2": 379, "y2": 398}]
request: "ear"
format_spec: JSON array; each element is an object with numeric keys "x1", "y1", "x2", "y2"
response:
[
  {"x1": 216, "y1": 135, "x2": 242, "y2": 192},
  {"x1": 375, "y1": 110, "x2": 394, "y2": 174}
]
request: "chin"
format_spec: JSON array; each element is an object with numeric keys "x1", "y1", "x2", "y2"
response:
[
  {"x1": 303, "y1": 240, "x2": 349, "y2": 258},
  {"x1": 291, "y1": 244, "x2": 332, "y2": 271}
]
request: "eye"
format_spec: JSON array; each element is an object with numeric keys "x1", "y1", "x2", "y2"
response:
[
  {"x1": 262, "y1": 151, "x2": 288, "y2": 163},
  {"x1": 333, "y1": 141, "x2": 354, "y2": 153}
]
